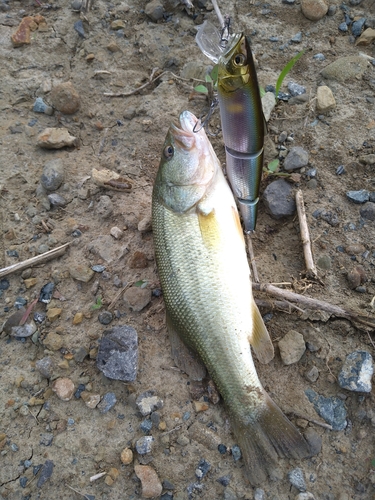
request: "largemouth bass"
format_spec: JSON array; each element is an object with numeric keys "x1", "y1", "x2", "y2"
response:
[
  {"x1": 152, "y1": 110, "x2": 310, "y2": 485},
  {"x1": 217, "y1": 33, "x2": 265, "y2": 232}
]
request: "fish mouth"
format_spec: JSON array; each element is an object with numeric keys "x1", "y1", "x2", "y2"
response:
[{"x1": 170, "y1": 111, "x2": 201, "y2": 150}]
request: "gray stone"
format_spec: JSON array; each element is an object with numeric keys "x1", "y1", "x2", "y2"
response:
[
  {"x1": 303, "y1": 427, "x2": 322, "y2": 456},
  {"x1": 223, "y1": 487, "x2": 238, "y2": 500},
  {"x1": 263, "y1": 179, "x2": 296, "y2": 219},
  {"x1": 11, "y1": 321, "x2": 37, "y2": 338},
  {"x1": 36, "y1": 357, "x2": 54, "y2": 378},
  {"x1": 69, "y1": 264, "x2": 94, "y2": 283},
  {"x1": 40, "y1": 159, "x2": 65, "y2": 191},
  {"x1": 284, "y1": 147, "x2": 309, "y2": 171},
  {"x1": 352, "y1": 17, "x2": 366, "y2": 37},
  {"x1": 295, "y1": 494, "x2": 316, "y2": 500},
  {"x1": 278, "y1": 330, "x2": 306, "y2": 365},
  {"x1": 40, "y1": 433, "x2": 54, "y2": 446},
  {"x1": 88, "y1": 235, "x2": 128, "y2": 263},
  {"x1": 33, "y1": 97, "x2": 53, "y2": 115},
  {"x1": 73, "y1": 347, "x2": 88, "y2": 363},
  {"x1": 338, "y1": 351, "x2": 373, "y2": 392},
  {"x1": 291, "y1": 32, "x2": 302, "y2": 43},
  {"x1": 288, "y1": 467, "x2": 306, "y2": 492},
  {"x1": 305, "y1": 389, "x2": 347, "y2": 430},
  {"x1": 254, "y1": 488, "x2": 266, "y2": 500},
  {"x1": 97, "y1": 392, "x2": 117, "y2": 413},
  {"x1": 98, "y1": 310, "x2": 113, "y2": 325},
  {"x1": 301, "y1": 0, "x2": 328, "y2": 21},
  {"x1": 136, "y1": 390, "x2": 163, "y2": 416},
  {"x1": 145, "y1": 0, "x2": 164, "y2": 22},
  {"x1": 317, "y1": 255, "x2": 331, "y2": 270},
  {"x1": 97, "y1": 325, "x2": 138, "y2": 381},
  {"x1": 262, "y1": 92, "x2": 276, "y2": 122},
  {"x1": 48, "y1": 193, "x2": 67, "y2": 207},
  {"x1": 37, "y1": 460, "x2": 54, "y2": 488},
  {"x1": 360, "y1": 202, "x2": 375, "y2": 221},
  {"x1": 96, "y1": 195, "x2": 113, "y2": 219},
  {"x1": 37, "y1": 128, "x2": 77, "y2": 149},
  {"x1": 288, "y1": 82, "x2": 306, "y2": 96},
  {"x1": 346, "y1": 190, "x2": 369, "y2": 204},
  {"x1": 136, "y1": 436, "x2": 154, "y2": 454},
  {"x1": 320, "y1": 56, "x2": 369, "y2": 82},
  {"x1": 123, "y1": 286, "x2": 152, "y2": 312},
  {"x1": 305, "y1": 366, "x2": 319, "y2": 383}
]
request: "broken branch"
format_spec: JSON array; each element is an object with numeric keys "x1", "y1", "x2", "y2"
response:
[
  {"x1": 253, "y1": 282, "x2": 375, "y2": 329},
  {"x1": 0, "y1": 242, "x2": 71, "y2": 279},
  {"x1": 295, "y1": 189, "x2": 318, "y2": 279}
]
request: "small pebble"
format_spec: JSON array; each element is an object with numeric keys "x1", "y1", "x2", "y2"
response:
[
  {"x1": 231, "y1": 445, "x2": 241, "y2": 461},
  {"x1": 352, "y1": 17, "x2": 366, "y2": 37},
  {"x1": 98, "y1": 310, "x2": 113, "y2": 325},
  {"x1": 123, "y1": 286, "x2": 152, "y2": 312},
  {"x1": 136, "y1": 436, "x2": 154, "y2": 455},
  {"x1": 346, "y1": 190, "x2": 369, "y2": 204},
  {"x1": 110, "y1": 226, "x2": 123, "y2": 239},
  {"x1": 279, "y1": 330, "x2": 306, "y2": 365},
  {"x1": 338, "y1": 351, "x2": 373, "y2": 392},
  {"x1": 336, "y1": 165, "x2": 345, "y2": 175},
  {"x1": 96, "y1": 195, "x2": 113, "y2": 219},
  {"x1": 74, "y1": 19, "x2": 86, "y2": 37},
  {"x1": 195, "y1": 459, "x2": 211, "y2": 479},
  {"x1": 19, "y1": 477, "x2": 28, "y2": 488},
  {"x1": 303, "y1": 427, "x2": 322, "y2": 456},
  {"x1": 291, "y1": 32, "x2": 302, "y2": 43},
  {"x1": 40, "y1": 433, "x2": 54, "y2": 446},
  {"x1": 92, "y1": 265, "x2": 106, "y2": 273},
  {"x1": 134, "y1": 464, "x2": 162, "y2": 498},
  {"x1": 121, "y1": 447, "x2": 133, "y2": 465},
  {"x1": 263, "y1": 179, "x2": 296, "y2": 219},
  {"x1": 288, "y1": 81, "x2": 306, "y2": 96},
  {"x1": 360, "y1": 202, "x2": 375, "y2": 221},
  {"x1": 305, "y1": 366, "x2": 319, "y2": 382},
  {"x1": 218, "y1": 444, "x2": 227, "y2": 454},
  {"x1": 81, "y1": 392, "x2": 101, "y2": 409},
  {"x1": 74, "y1": 384, "x2": 85, "y2": 398},
  {"x1": 52, "y1": 378, "x2": 75, "y2": 401},
  {"x1": 136, "y1": 390, "x2": 163, "y2": 416},
  {"x1": 33, "y1": 97, "x2": 53, "y2": 115},
  {"x1": 339, "y1": 22, "x2": 349, "y2": 32},
  {"x1": 39, "y1": 282, "x2": 55, "y2": 303},
  {"x1": 305, "y1": 389, "x2": 347, "y2": 430},
  {"x1": 301, "y1": 0, "x2": 328, "y2": 21},
  {"x1": 284, "y1": 146, "x2": 309, "y2": 171},
  {"x1": 37, "y1": 460, "x2": 54, "y2": 488},
  {"x1": 254, "y1": 488, "x2": 266, "y2": 500},
  {"x1": 217, "y1": 476, "x2": 231, "y2": 486},
  {"x1": 288, "y1": 467, "x2": 307, "y2": 492},
  {"x1": 36, "y1": 357, "x2": 54, "y2": 378},
  {"x1": 98, "y1": 392, "x2": 117, "y2": 413},
  {"x1": 40, "y1": 159, "x2": 64, "y2": 191}
]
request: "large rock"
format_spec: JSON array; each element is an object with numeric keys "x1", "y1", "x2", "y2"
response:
[
  {"x1": 37, "y1": 128, "x2": 77, "y2": 149},
  {"x1": 338, "y1": 351, "x2": 373, "y2": 392},
  {"x1": 263, "y1": 179, "x2": 296, "y2": 219},
  {"x1": 97, "y1": 325, "x2": 138, "y2": 381},
  {"x1": 134, "y1": 465, "x2": 162, "y2": 498},
  {"x1": 301, "y1": 0, "x2": 328, "y2": 21},
  {"x1": 50, "y1": 82, "x2": 80, "y2": 114},
  {"x1": 320, "y1": 56, "x2": 369, "y2": 83}
]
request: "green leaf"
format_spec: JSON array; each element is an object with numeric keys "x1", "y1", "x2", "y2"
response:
[
  {"x1": 91, "y1": 296, "x2": 102, "y2": 310},
  {"x1": 205, "y1": 74, "x2": 213, "y2": 84},
  {"x1": 372, "y1": 458, "x2": 375, "y2": 468},
  {"x1": 135, "y1": 280, "x2": 148, "y2": 288},
  {"x1": 268, "y1": 159, "x2": 279, "y2": 173},
  {"x1": 194, "y1": 84, "x2": 209, "y2": 94},
  {"x1": 210, "y1": 64, "x2": 218, "y2": 83},
  {"x1": 275, "y1": 49, "x2": 305, "y2": 97},
  {"x1": 259, "y1": 86, "x2": 266, "y2": 98}
]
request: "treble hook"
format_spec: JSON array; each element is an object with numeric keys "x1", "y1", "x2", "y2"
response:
[
  {"x1": 193, "y1": 98, "x2": 220, "y2": 136},
  {"x1": 220, "y1": 15, "x2": 231, "y2": 48}
]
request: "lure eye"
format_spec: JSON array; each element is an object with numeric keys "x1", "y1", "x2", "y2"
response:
[
  {"x1": 233, "y1": 53, "x2": 246, "y2": 66},
  {"x1": 164, "y1": 145, "x2": 174, "y2": 160}
]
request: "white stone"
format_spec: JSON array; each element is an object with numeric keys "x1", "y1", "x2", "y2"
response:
[
  {"x1": 316, "y1": 85, "x2": 336, "y2": 113},
  {"x1": 262, "y1": 92, "x2": 276, "y2": 122},
  {"x1": 278, "y1": 330, "x2": 306, "y2": 365}
]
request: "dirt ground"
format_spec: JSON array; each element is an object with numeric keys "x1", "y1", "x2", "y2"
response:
[{"x1": 1, "y1": 0, "x2": 375, "y2": 499}]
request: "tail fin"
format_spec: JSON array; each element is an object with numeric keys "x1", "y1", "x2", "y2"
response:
[{"x1": 231, "y1": 391, "x2": 311, "y2": 486}]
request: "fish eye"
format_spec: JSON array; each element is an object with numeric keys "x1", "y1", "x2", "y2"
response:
[
  {"x1": 164, "y1": 145, "x2": 174, "y2": 160},
  {"x1": 233, "y1": 53, "x2": 246, "y2": 66}
]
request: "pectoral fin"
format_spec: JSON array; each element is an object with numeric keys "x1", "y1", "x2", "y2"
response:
[
  {"x1": 166, "y1": 312, "x2": 206, "y2": 381},
  {"x1": 197, "y1": 206, "x2": 221, "y2": 249},
  {"x1": 249, "y1": 300, "x2": 274, "y2": 364}
]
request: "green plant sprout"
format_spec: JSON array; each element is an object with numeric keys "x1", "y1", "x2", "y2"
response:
[{"x1": 91, "y1": 296, "x2": 103, "y2": 310}]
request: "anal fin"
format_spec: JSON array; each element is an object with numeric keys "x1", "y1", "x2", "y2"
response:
[
  {"x1": 249, "y1": 300, "x2": 274, "y2": 364},
  {"x1": 166, "y1": 312, "x2": 206, "y2": 381}
]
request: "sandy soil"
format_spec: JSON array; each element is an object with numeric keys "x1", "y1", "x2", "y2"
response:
[{"x1": 1, "y1": 0, "x2": 375, "y2": 499}]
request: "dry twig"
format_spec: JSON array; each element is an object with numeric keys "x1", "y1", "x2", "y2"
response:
[
  {"x1": 246, "y1": 233, "x2": 259, "y2": 283},
  {"x1": 290, "y1": 412, "x2": 333, "y2": 431},
  {"x1": 0, "y1": 242, "x2": 71, "y2": 279},
  {"x1": 295, "y1": 189, "x2": 318, "y2": 279},
  {"x1": 253, "y1": 282, "x2": 375, "y2": 329}
]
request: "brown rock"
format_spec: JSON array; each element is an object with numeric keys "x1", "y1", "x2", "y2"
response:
[
  {"x1": 72, "y1": 312, "x2": 83, "y2": 325},
  {"x1": 345, "y1": 244, "x2": 366, "y2": 255},
  {"x1": 46, "y1": 308, "x2": 62, "y2": 322},
  {"x1": 134, "y1": 465, "x2": 162, "y2": 498},
  {"x1": 69, "y1": 264, "x2": 94, "y2": 282},
  {"x1": 86, "y1": 53, "x2": 95, "y2": 62},
  {"x1": 52, "y1": 377, "x2": 75, "y2": 401},
  {"x1": 120, "y1": 447, "x2": 133, "y2": 465},
  {"x1": 107, "y1": 41, "x2": 120, "y2": 52},
  {"x1": 111, "y1": 20, "x2": 126, "y2": 30},
  {"x1": 37, "y1": 128, "x2": 77, "y2": 149},
  {"x1": 43, "y1": 332, "x2": 63, "y2": 350},
  {"x1": 104, "y1": 476, "x2": 114, "y2": 486},
  {"x1": 108, "y1": 468, "x2": 119, "y2": 481},
  {"x1": 355, "y1": 28, "x2": 375, "y2": 46},
  {"x1": 11, "y1": 16, "x2": 38, "y2": 47},
  {"x1": 123, "y1": 286, "x2": 152, "y2": 312},
  {"x1": 81, "y1": 391, "x2": 101, "y2": 408},
  {"x1": 193, "y1": 401, "x2": 209, "y2": 412},
  {"x1": 50, "y1": 82, "x2": 80, "y2": 114},
  {"x1": 24, "y1": 277, "x2": 37, "y2": 289},
  {"x1": 138, "y1": 215, "x2": 152, "y2": 232},
  {"x1": 129, "y1": 251, "x2": 148, "y2": 269},
  {"x1": 301, "y1": 0, "x2": 328, "y2": 21},
  {"x1": 316, "y1": 85, "x2": 336, "y2": 113},
  {"x1": 347, "y1": 266, "x2": 367, "y2": 289}
]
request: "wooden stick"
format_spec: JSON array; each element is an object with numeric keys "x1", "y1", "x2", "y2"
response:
[
  {"x1": 0, "y1": 242, "x2": 71, "y2": 279},
  {"x1": 289, "y1": 411, "x2": 333, "y2": 431},
  {"x1": 252, "y1": 282, "x2": 375, "y2": 329},
  {"x1": 295, "y1": 189, "x2": 318, "y2": 279},
  {"x1": 246, "y1": 234, "x2": 259, "y2": 283},
  {"x1": 255, "y1": 298, "x2": 304, "y2": 314}
]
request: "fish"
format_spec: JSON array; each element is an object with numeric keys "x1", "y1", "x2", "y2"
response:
[
  {"x1": 152, "y1": 110, "x2": 310, "y2": 485},
  {"x1": 217, "y1": 33, "x2": 265, "y2": 232}
]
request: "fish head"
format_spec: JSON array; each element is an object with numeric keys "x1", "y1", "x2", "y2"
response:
[
  {"x1": 217, "y1": 33, "x2": 253, "y2": 93},
  {"x1": 154, "y1": 110, "x2": 217, "y2": 213}
]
